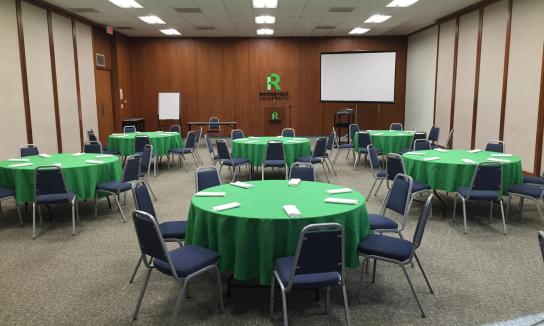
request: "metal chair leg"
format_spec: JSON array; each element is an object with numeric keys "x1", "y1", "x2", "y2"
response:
[
  {"x1": 170, "y1": 282, "x2": 188, "y2": 326},
  {"x1": 358, "y1": 257, "x2": 366, "y2": 305},
  {"x1": 280, "y1": 287, "x2": 288, "y2": 326},
  {"x1": 143, "y1": 180, "x2": 158, "y2": 201},
  {"x1": 368, "y1": 179, "x2": 377, "y2": 199},
  {"x1": 214, "y1": 265, "x2": 224, "y2": 312},
  {"x1": 461, "y1": 198, "x2": 467, "y2": 234},
  {"x1": 499, "y1": 200, "x2": 507, "y2": 235},
  {"x1": 270, "y1": 275, "x2": 275, "y2": 320},
  {"x1": 129, "y1": 256, "x2": 143, "y2": 284},
  {"x1": 341, "y1": 284, "x2": 352, "y2": 326},
  {"x1": 32, "y1": 202, "x2": 37, "y2": 239},
  {"x1": 321, "y1": 163, "x2": 330, "y2": 183},
  {"x1": 132, "y1": 267, "x2": 152, "y2": 320},
  {"x1": 374, "y1": 179, "x2": 383, "y2": 196},
  {"x1": 414, "y1": 254, "x2": 434, "y2": 294},
  {"x1": 71, "y1": 202, "x2": 76, "y2": 236},
  {"x1": 16, "y1": 204, "x2": 23, "y2": 226},
  {"x1": 325, "y1": 286, "x2": 330, "y2": 313},
  {"x1": 400, "y1": 264, "x2": 426, "y2": 318},
  {"x1": 112, "y1": 194, "x2": 127, "y2": 223}
]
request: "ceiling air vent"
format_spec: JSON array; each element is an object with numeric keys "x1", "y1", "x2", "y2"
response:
[
  {"x1": 328, "y1": 7, "x2": 355, "y2": 13},
  {"x1": 175, "y1": 8, "x2": 202, "y2": 13},
  {"x1": 70, "y1": 8, "x2": 100, "y2": 13},
  {"x1": 96, "y1": 53, "x2": 106, "y2": 67},
  {"x1": 194, "y1": 26, "x2": 215, "y2": 30},
  {"x1": 315, "y1": 25, "x2": 336, "y2": 30}
]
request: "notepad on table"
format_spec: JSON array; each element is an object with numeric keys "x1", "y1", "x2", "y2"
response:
[
  {"x1": 462, "y1": 159, "x2": 476, "y2": 164},
  {"x1": 405, "y1": 152, "x2": 425, "y2": 156},
  {"x1": 8, "y1": 158, "x2": 29, "y2": 162},
  {"x1": 39, "y1": 154, "x2": 51, "y2": 158},
  {"x1": 72, "y1": 152, "x2": 85, "y2": 156},
  {"x1": 195, "y1": 192, "x2": 226, "y2": 197},
  {"x1": 468, "y1": 149, "x2": 481, "y2": 153},
  {"x1": 230, "y1": 181, "x2": 254, "y2": 189},
  {"x1": 324, "y1": 197, "x2": 358, "y2": 205},
  {"x1": 9, "y1": 162, "x2": 32, "y2": 167},
  {"x1": 288, "y1": 178, "x2": 301, "y2": 186},
  {"x1": 434, "y1": 148, "x2": 448, "y2": 152},
  {"x1": 283, "y1": 205, "x2": 302, "y2": 217},
  {"x1": 490, "y1": 153, "x2": 512, "y2": 157},
  {"x1": 326, "y1": 188, "x2": 352, "y2": 194},
  {"x1": 423, "y1": 157, "x2": 440, "y2": 161},
  {"x1": 487, "y1": 158, "x2": 509, "y2": 163},
  {"x1": 212, "y1": 202, "x2": 240, "y2": 212},
  {"x1": 85, "y1": 160, "x2": 104, "y2": 164},
  {"x1": 95, "y1": 154, "x2": 114, "y2": 158}
]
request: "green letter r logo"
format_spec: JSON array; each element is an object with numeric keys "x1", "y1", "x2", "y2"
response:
[{"x1": 266, "y1": 73, "x2": 281, "y2": 91}]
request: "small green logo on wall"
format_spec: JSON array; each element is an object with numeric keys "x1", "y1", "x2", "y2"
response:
[
  {"x1": 260, "y1": 72, "x2": 289, "y2": 101},
  {"x1": 271, "y1": 112, "x2": 280, "y2": 120},
  {"x1": 266, "y1": 73, "x2": 282, "y2": 91}
]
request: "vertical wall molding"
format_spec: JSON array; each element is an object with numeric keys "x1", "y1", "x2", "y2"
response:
[
  {"x1": 470, "y1": 9, "x2": 484, "y2": 149},
  {"x1": 432, "y1": 24, "x2": 440, "y2": 125},
  {"x1": 498, "y1": 0, "x2": 512, "y2": 140},
  {"x1": 47, "y1": 9, "x2": 63, "y2": 153},
  {"x1": 16, "y1": 0, "x2": 33, "y2": 144},
  {"x1": 72, "y1": 19, "x2": 84, "y2": 149},
  {"x1": 534, "y1": 43, "x2": 544, "y2": 175},
  {"x1": 449, "y1": 17, "x2": 460, "y2": 130}
]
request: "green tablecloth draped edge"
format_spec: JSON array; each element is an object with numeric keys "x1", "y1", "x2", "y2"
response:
[
  {"x1": 403, "y1": 150, "x2": 523, "y2": 194},
  {"x1": 231, "y1": 137, "x2": 312, "y2": 167},
  {"x1": 0, "y1": 154, "x2": 122, "y2": 203},
  {"x1": 353, "y1": 130, "x2": 413, "y2": 155},
  {"x1": 186, "y1": 180, "x2": 370, "y2": 285},
  {"x1": 108, "y1": 131, "x2": 183, "y2": 156}
]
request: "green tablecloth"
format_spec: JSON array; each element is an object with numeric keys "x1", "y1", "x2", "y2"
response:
[
  {"x1": 354, "y1": 130, "x2": 414, "y2": 155},
  {"x1": 403, "y1": 149, "x2": 523, "y2": 193},
  {"x1": 231, "y1": 137, "x2": 312, "y2": 167},
  {"x1": 186, "y1": 180, "x2": 369, "y2": 285},
  {"x1": 0, "y1": 153, "x2": 122, "y2": 203},
  {"x1": 107, "y1": 131, "x2": 183, "y2": 156}
]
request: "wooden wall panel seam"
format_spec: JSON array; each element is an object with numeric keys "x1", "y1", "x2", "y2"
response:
[
  {"x1": 534, "y1": 43, "x2": 544, "y2": 175},
  {"x1": 470, "y1": 9, "x2": 484, "y2": 149},
  {"x1": 16, "y1": 0, "x2": 33, "y2": 144},
  {"x1": 72, "y1": 19, "x2": 84, "y2": 149},
  {"x1": 450, "y1": 18, "x2": 460, "y2": 131},
  {"x1": 47, "y1": 9, "x2": 63, "y2": 153},
  {"x1": 498, "y1": 0, "x2": 512, "y2": 140}
]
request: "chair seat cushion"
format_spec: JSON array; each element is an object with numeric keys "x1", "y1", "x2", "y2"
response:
[
  {"x1": 508, "y1": 184, "x2": 544, "y2": 198},
  {"x1": 36, "y1": 191, "x2": 75, "y2": 204},
  {"x1": 102, "y1": 148, "x2": 118, "y2": 155},
  {"x1": 296, "y1": 157, "x2": 322, "y2": 164},
  {"x1": 338, "y1": 144, "x2": 353, "y2": 149},
  {"x1": 523, "y1": 176, "x2": 544, "y2": 186},
  {"x1": 96, "y1": 181, "x2": 132, "y2": 193},
  {"x1": 169, "y1": 147, "x2": 193, "y2": 154},
  {"x1": 457, "y1": 187, "x2": 500, "y2": 201},
  {"x1": 412, "y1": 181, "x2": 431, "y2": 193},
  {"x1": 222, "y1": 158, "x2": 249, "y2": 166},
  {"x1": 159, "y1": 221, "x2": 187, "y2": 239},
  {"x1": 274, "y1": 256, "x2": 340, "y2": 288},
  {"x1": 0, "y1": 187, "x2": 15, "y2": 199},
  {"x1": 358, "y1": 234, "x2": 413, "y2": 262},
  {"x1": 368, "y1": 214, "x2": 398, "y2": 231},
  {"x1": 153, "y1": 245, "x2": 219, "y2": 278},
  {"x1": 377, "y1": 170, "x2": 386, "y2": 178},
  {"x1": 263, "y1": 159, "x2": 286, "y2": 168},
  {"x1": 356, "y1": 147, "x2": 382, "y2": 154}
]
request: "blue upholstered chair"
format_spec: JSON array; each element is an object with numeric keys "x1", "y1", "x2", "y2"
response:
[
  {"x1": 138, "y1": 144, "x2": 157, "y2": 200},
  {"x1": 288, "y1": 163, "x2": 315, "y2": 182},
  {"x1": 0, "y1": 186, "x2": 22, "y2": 226},
  {"x1": 95, "y1": 155, "x2": 141, "y2": 223},
  {"x1": 205, "y1": 133, "x2": 219, "y2": 166},
  {"x1": 134, "y1": 135, "x2": 150, "y2": 155},
  {"x1": 353, "y1": 131, "x2": 381, "y2": 168},
  {"x1": 358, "y1": 195, "x2": 434, "y2": 317},
  {"x1": 262, "y1": 141, "x2": 288, "y2": 180},
  {"x1": 208, "y1": 117, "x2": 221, "y2": 135},
  {"x1": 130, "y1": 210, "x2": 223, "y2": 325},
  {"x1": 413, "y1": 139, "x2": 432, "y2": 151},
  {"x1": 194, "y1": 127, "x2": 204, "y2": 165},
  {"x1": 386, "y1": 154, "x2": 432, "y2": 212},
  {"x1": 231, "y1": 129, "x2": 245, "y2": 141},
  {"x1": 33, "y1": 166, "x2": 78, "y2": 238},
  {"x1": 20, "y1": 144, "x2": 39, "y2": 157},
  {"x1": 506, "y1": 183, "x2": 544, "y2": 222},
  {"x1": 323, "y1": 131, "x2": 338, "y2": 176},
  {"x1": 129, "y1": 182, "x2": 187, "y2": 284},
  {"x1": 400, "y1": 132, "x2": 427, "y2": 153},
  {"x1": 168, "y1": 130, "x2": 199, "y2": 169},
  {"x1": 485, "y1": 140, "x2": 505, "y2": 153},
  {"x1": 453, "y1": 162, "x2": 506, "y2": 234},
  {"x1": 87, "y1": 129, "x2": 116, "y2": 155},
  {"x1": 169, "y1": 125, "x2": 181, "y2": 133},
  {"x1": 195, "y1": 166, "x2": 221, "y2": 192},
  {"x1": 390, "y1": 123, "x2": 403, "y2": 131},
  {"x1": 435, "y1": 128, "x2": 454, "y2": 149},
  {"x1": 523, "y1": 171, "x2": 544, "y2": 186},
  {"x1": 367, "y1": 144, "x2": 387, "y2": 198},
  {"x1": 281, "y1": 128, "x2": 295, "y2": 137},
  {"x1": 216, "y1": 139, "x2": 250, "y2": 182},
  {"x1": 270, "y1": 223, "x2": 351, "y2": 326},
  {"x1": 124, "y1": 125, "x2": 136, "y2": 133},
  {"x1": 427, "y1": 126, "x2": 439, "y2": 145},
  {"x1": 296, "y1": 137, "x2": 329, "y2": 182},
  {"x1": 84, "y1": 141, "x2": 102, "y2": 154},
  {"x1": 334, "y1": 123, "x2": 359, "y2": 163}
]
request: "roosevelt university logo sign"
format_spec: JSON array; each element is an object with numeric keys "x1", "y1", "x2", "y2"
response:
[{"x1": 260, "y1": 72, "x2": 289, "y2": 101}]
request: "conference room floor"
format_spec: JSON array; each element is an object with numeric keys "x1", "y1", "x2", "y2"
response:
[{"x1": 0, "y1": 146, "x2": 543, "y2": 326}]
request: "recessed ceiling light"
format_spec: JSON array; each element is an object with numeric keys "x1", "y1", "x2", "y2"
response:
[
  {"x1": 255, "y1": 15, "x2": 276, "y2": 24},
  {"x1": 138, "y1": 15, "x2": 166, "y2": 24},
  {"x1": 107, "y1": 0, "x2": 142, "y2": 9},
  {"x1": 386, "y1": 0, "x2": 418, "y2": 8},
  {"x1": 160, "y1": 28, "x2": 181, "y2": 36},
  {"x1": 364, "y1": 14, "x2": 392, "y2": 23},
  {"x1": 256, "y1": 28, "x2": 274, "y2": 35},
  {"x1": 252, "y1": 0, "x2": 278, "y2": 9},
  {"x1": 348, "y1": 27, "x2": 370, "y2": 35}
]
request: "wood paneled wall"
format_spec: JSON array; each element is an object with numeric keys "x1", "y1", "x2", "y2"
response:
[{"x1": 128, "y1": 37, "x2": 407, "y2": 136}]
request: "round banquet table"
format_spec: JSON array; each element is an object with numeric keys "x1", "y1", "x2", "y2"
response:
[
  {"x1": 186, "y1": 180, "x2": 370, "y2": 285},
  {"x1": 354, "y1": 130, "x2": 414, "y2": 155},
  {"x1": 0, "y1": 153, "x2": 122, "y2": 204},
  {"x1": 231, "y1": 136, "x2": 312, "y2": 167},
  {"x1": 107, "y1": 131, "x2": 183, "y2": 156},
  {"x1": 403, "y1": 149, "x2": 523, "y2": 194}
]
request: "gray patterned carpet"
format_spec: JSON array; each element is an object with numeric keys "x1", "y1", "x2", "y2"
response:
[{"x1": 1, "y1": 145, "x2": 544, "y2": 326}]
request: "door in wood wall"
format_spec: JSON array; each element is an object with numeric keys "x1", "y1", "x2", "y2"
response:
[{"x1": 95, "y1": 70, "x2": 115, "y2": 144}]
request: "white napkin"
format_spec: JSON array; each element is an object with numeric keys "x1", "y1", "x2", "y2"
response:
[
  {"x1": 248, "y1": 136, "x2": 258, "y2": 139},
  {"x1": 468, "y1": 149, "x2": 481, "y2": 153},
  {"x1": 230, "y1": 181, "x2": 254, "y2": 189},
  {"x1": 8, "y1": 158, "x2": 29, "y2": 162},
  {"x1": 276, "y1": 136, "x2": 283, "y2": 138},
  {"x1": 9, "y1": 162, "x2": 32, "y2": 167},
  {"x1": 283, "y1": 205, "x2": 302, "y2": 217},
  {"x1": 85, "y1": 160, "x2": 104, "y2": 164},
  {"x1": 462, "y1": 159, "x2": 476, "y2": 164},
  {"x1": 406, "y1": 130, "x2": 417, "y2": 133},
  {"x1": 212, "y1": 202, "x2": 240, "y2": 212},
  {"x1": 244, "y1": 140, "x2": 258, "y2": 143},
  {"x1": 405, "y1": 152, "x2": 425, "y2": 155},
  {"x1": 195, "y1": 192, "x2": 226, "y2": 197},
  {"x1": 372, "y1": 133, "x2": 384, "y2": 136},
  {"x1": 287, "y1": 140, "x2": 303, "y2": 143},
  {"x1": 324, "y1": 197, "x2": 358, "y2": 205},
  {"x1": 423, "y1": 157, "x2": 440, "y2": 161},
  {"x1": 434, "y1": 148, "x2": 448, "y2": 152},
  {"x1": 95, "y1": 154, "x2": 114, "y2": 158},
  {"x1": 288, "y1": 178, "x2": 301, "y2": 186},
  {"x1": 487, "y1": 158, "x2": 509, "y2": 163},
  {"x1": 72, "y1": 153, "x2": 85, "y2": 156},
  {"x1": 52, "y1": 163, "x2": 62, "y2": 167},
  {"x1": 491, "y1": 153, "x2": 512, "y2": 157},
  {"x1": 326, "y1": 188, "x2": 352, "y2": 194},
  {"x1": 39, "y1": 154, "x2": 51, "y2": 158}
]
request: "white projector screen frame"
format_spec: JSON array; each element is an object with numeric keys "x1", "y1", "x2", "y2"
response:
[{"x1": 320, "y1": 51, "x2": 397, "y2": 103}]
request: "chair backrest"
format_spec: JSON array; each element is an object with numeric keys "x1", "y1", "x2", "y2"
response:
[
  {"x1": 367, "y1": 145, "x2": 380, "y2": 172},
  {"x1": 287, "y1": 223, "x2": 344, "y2": 290},
  {"x1": 205, "y1": 133, "x2": 215, "y2": 154},
  {"x1": 411, "y1": 195, "x2": 434, "y2": 252},
  {"x1": 87, "y1": 129, "x2": 98, "y2": 142},
  {"x1": 445, "y1": 129, "x2": 454, "y2": 149},
  {"x1": 231, "y1": 129, "x2": 245, "y2": 140},
  {"x1": 184, "y1": 131, "x2": 196, "y2": 149},
  {"x1": 195, "y1": 166, "x2": 221, "y2": 192},
  {"x1": 410, "y1": 132, "x2": 427, "y2": 149},
  {"x1": 170, "y1": 125, "x2": 181, "y2": 133},
  {"x1": 390, "y1": 123, "x2": 403, "y2": 131},
  {"x1": 140, "y1": 144, "x2": 153, "y2": 174},
  {"x1": 265, "y1": 141, "x2": 284, "y2": 161},
  {"x1": 414, "y1": 139, "x2": 432, "y2": 151},
  {"x1": 470, "y1": 162, "x2": 502, "y2": 194},
  {"x1": 312, "y1": 137, "x2": 327, "y2": 158},
  {"x1": 428, "y1": 126, "x2": 440, "y2": 142},
  {"x1": 216, "y1": 139, "x2": 232, "y2": 160},
  {"x1": 35, "y1": 166, "x2": 68, "y2": 198},
  {"x1": 124, "y1": 125, "x2": 136, "y2": 133},
  {"x1": 538, "y1": 231, "x2": 544, "y2": 263},
  {"x1": 485, "y1": 140, "x2": 504, "y2": 153},
  {"x1": 208, "y1": 117, "x2": 220, "y2": 131},
  {"x1": 356, "y1": 131, "x2": 371, "y2": 149},
  {"x1": 20, "y1": 144, "x2": 39, "y2": 157},
  {"x1": 326, "y1": 131, "x2": 335, "y2": 151},
  {"x1": 380, "y1": 174, "x2": 413, "y2": 226},
  {"x1": 132, "y1": 182, "x2": 157, "y2": 218},
  {"x1": 289, "y1": 163, "x2": 315, "y2": 181},
  {"x1": 134, "y1": 135, "x2": 150, "y2": 153},
  {"x1": 195, "y1": 127, "x2": 203, "y2": 146},
  {"x1": 386, "y1": 153, "x2": 405, "y2": 182},
  {"x1": 281, "y1": 128, "x2": 295, "y2": 137},
  {"x1": 84, "y1": 141, "x2": 102, "y2": 154},
  {"x1": 123, "y1": 155, "x2": 142, "y2": 183},
  {"x1": 348, "y1": 124, "x2": 359, "y2": 143}
]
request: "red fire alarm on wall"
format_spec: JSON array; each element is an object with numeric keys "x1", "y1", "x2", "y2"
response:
[{"x1": 106, "y1": 25, "x2": 114, "y2": 35}]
